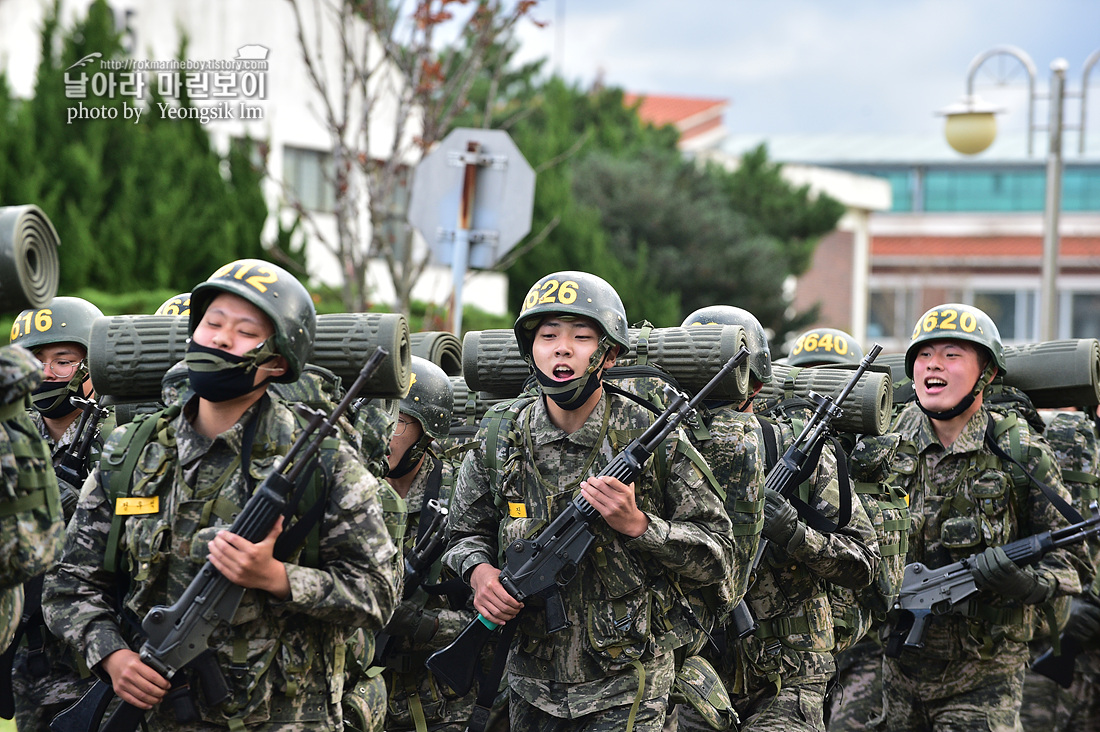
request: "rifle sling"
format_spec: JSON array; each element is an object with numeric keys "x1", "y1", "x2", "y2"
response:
[
  {"x1": 984, "y1": 414, "x2": 1084, "y2": 525},
  {"x1": 413, "y1": 456, "x2": 444, "y2": 548},
  {"x1": 759, "y1": 420, "x2": 852, "y2": 533}
]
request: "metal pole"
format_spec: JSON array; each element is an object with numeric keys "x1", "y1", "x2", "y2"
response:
[
  {"x1": 1040, "y1": 60, "x2": 1066, "y2": 341},
  {"x1": 451, "y1": 140, "x2": 481, "y2": 336}
]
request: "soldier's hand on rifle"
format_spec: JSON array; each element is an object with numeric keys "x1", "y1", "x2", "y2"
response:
[
  {"x1": 208, "y1": 515, "x2": 290, "y2": 599},
  {"x1": 470, "y1": 563, "x2": 523, "y2": 624},
  {"x1": 100, "y1": 648, "x2": 170, "y2": 709},
  {"x1": 1064, "y1": 596, "x2": 1100, "y2": 649},
  {"x1": 762, "y1": 488, "x2": 805, "y2": 549},
  {"x1": 969, "y1": 546, "x2": 1055, "y2": 604},
  {"x1": 581, "y1": 475, "x2": 649, "y2": 538}
]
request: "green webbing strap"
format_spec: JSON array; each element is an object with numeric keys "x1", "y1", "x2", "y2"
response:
[
  {"x1": 754, "y1": 614, "x2": 812, "y2": 639},
  {"x1": 1, "y1": 435, "x2": 58, "y2": 519},
  {"x1": 635, "y1": 322, "x2": 653, "y2": 366},
  {"x1": 405, "y1": 676, "x2": 428, "y2": 732},
  {"x1": 0, "y1": 401, "x2": 23, "y2": 421},
  {"x1": 1063, "y1": 469, "x2": 1100, "y2": 486},
  {"x1": 985, "y1": 414, "x2": 1084, "y2": 525},
  {"x1": 783, "y1": 367, "x2": 803, "y2": 400},
  {"x1": 465, "y1": 390, "x2": 477, "y2": 425},
  {"x1": 626, "y1": 659, "x2": 646, "y2": 732},
  {"x1": 0, "y1": 488, "x2": 49, "y2": 517},
  {"x1": 484, "y1": 397, "x2": 533, "y2": 497},
  {"x1": 104, "y1": 411, "x2": 165, "y2": 573},
  {"x1": 675, "y1": 437, "x2": 725, "y2": 502}
]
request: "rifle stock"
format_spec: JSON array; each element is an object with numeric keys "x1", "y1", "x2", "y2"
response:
[
  {"x1": 1030, "y1": 636, "x2": 1085, "y2": 689},
  {"x1": 50, "y1": 348, "x2": 388, "y2": 732},
  {"x1": 426, "y1": 348, "x2": 749, "y2": 696}
]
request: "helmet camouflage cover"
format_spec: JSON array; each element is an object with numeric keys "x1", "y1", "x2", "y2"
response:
[
  {"x1": 514, "y1": 271, "x2": 629, "y2": 363},
  {"x1": 788, "y1": 327, "x2": 864, "y2": 368},
  {"x1": 905, "y1": 303, "x2": 1006, "y2": 379},
  {"x1": 189, "y1": 259, "x2": 316, "y2": 383},
  {"x1": 681, "y1": 304, "x2": 772, "y2": 384},
  {"x1": 400, "y1": 356, "x2": 453, "y2": 441}
]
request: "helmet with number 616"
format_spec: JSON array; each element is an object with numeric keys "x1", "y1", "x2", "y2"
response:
[
  {"x1": 190, "y1": 259, "x2": 315, "y2": 382},
  {"x1": 513, "y1": 271, "x2": 629, "y2": 363},
  {"x1": 10, "y1": 296, "x2": 103, "y2": 352},
  {"x1": 788, "y1": 327, "x2": 864, "y2": 368},
  {"x1": 905, "y1": 303, "x2": 1005, "y2": 379}
]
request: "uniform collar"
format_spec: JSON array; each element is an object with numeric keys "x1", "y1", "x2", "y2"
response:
[
  {"x1": 528, "y1": 391, "x2": 611, "y2": 448},
  {"x1": 913, "y1": 403, "x2": 989, "y2": 454}
]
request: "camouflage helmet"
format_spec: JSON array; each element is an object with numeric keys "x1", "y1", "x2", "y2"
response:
[
  {"x1": 400, "y1": 356, "x2": 453, "y2": 441},
  {"x1": 514, "y1": 271, "x2": 629, "y2": 363},
  {"x1": 788, "y1": 327, "x2": 864, "y2": 367},
  {"x1": 9, "y1": 296, "x2": 103, "y2": 353},
  {"x1": 681, "y1": 305, "x2": 772, "y2": 384},
  {"x1": 670, "y1": 655, "x2": 739, "y2": 731},
  {"x1": 154, "y1": 292, "x2": 191, "y2": 317},
  {"x1": 905, "y1": 303, "x2": 1006, "y2": 379},
  {"x1": 190, "y1": 259, "x2": 316, "y2": 383}
]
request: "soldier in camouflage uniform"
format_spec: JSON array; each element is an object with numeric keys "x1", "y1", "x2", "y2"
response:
[
  {"x1": 678, "y1": 314, "x2": 879, "y2": 732},
  {"x1": 1, "y1": 345, "x2": 64, "y2": 654},
  {"x1": 42, "y1": 259, "x2": 401, "y2": 731},
  {"x1": 8, "y1": 296, "x2": 109, "y2": 731},
  {"x1": 1018, "y1": 404, "x2": 1100, "y2": 732},
  {"x1": 881, "y1": 304, "x2": 1091, "y2": 732},
  {"x1": 443, "y1": 271, "x2": 736, "y2": 732}
]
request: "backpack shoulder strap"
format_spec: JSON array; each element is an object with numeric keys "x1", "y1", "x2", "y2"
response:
[{"x1": 985, "y1": 412, "x2": 1083, "y2": 524}]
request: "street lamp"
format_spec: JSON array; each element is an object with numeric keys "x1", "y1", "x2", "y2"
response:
[{"x1": 939, "y1": 46, "x2": 1100, "y2": 341}]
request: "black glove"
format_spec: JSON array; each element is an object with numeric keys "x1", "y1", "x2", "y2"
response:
[
  {"x1": 969, "y1": 546, "x2": 1055, "y2": 604},
  {"x1": 1064, "y1": 596, "x2": 1100, "y2": 649},
  {"x1": 383, "y1": 598, "x2": 439, "y2": 643},
  {"x1": 762, "y1": 488, "x2": 805, "y2": 549}
]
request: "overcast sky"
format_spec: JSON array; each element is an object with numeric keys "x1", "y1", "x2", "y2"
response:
[{"x1": 510, "y1": 0, "x2": 1100, "y2": 138}]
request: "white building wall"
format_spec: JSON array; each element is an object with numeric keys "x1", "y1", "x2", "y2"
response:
[{"x1": 0, "y1": 0, "x2": 508, "y2": 316}]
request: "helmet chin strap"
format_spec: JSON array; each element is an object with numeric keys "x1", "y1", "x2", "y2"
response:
[
  {"x1": 917, "y1": 361, "x2": 998, "y2": 421},
  {"x1": 531, "y1": 337, "x2": 613, "y2": 411}
]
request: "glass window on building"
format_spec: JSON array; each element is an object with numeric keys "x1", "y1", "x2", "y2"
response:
[
  {"x1": 1071, "y1": 292, "x2": 1100, "y2": 340},
  {"x1": 973, "y1": 290, "x2": 1037, "y2": 342},
  {"x1": 925, "y1": 170, "x2": 1046, "y2": 212},
  {"x1": 283, "y1": 146, "x2": 335, "y2": 212},
  {"x1": 1063, "y1": 168, "x2": 1100, "y2": 212},
  {"x1": 868, "y1": 288, "x2": 920, "y2": 341}
]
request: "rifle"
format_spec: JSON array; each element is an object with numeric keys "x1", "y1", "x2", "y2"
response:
[
  {"x1": 372, "y1": 498, "x2": 449, "y2": 666},
  {"x1": 56, "y1": 396, "x2": 110, "y2": 515},
  {"x1": 885, "y1": 503, "x2": 1100, "y2": 658},
  {"x1": 49, "y1": 347, "x2": 389, "y2": 732},
  {"x1": 425, "y1": 347, "x2": 749, "y2": 697},
  {"x1": 726, "y1": 344, "x2": 882, "y2": 639}
]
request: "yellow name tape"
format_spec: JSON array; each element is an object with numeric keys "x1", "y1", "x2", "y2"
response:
[
  {"x1": 115, "y1": 496, "x2": 159, "y2": 515},
  {"x1": 508, "y1": 502, "x2": 527, "y2": 518}
]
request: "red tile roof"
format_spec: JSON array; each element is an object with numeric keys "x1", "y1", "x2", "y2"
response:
[{"x1": 623, "y1": 93, "x2": 728, "y2": 128}]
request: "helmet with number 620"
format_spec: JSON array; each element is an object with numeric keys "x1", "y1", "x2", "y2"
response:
[
  {"x1": 905, "y1": 303, "x2": 1005, "y2": 379},
  {"x1": 788, "y1": 327, "x2": 864, "y2": 368},
  {"x1": 155, "y1": 292, "x2": 191, "y2": 317},
  {"x1": 514, "y1": 271, "x2": 629, "y2": 363},
  {"x1": 190, "y1": 259, "x2": 315, "y2": 382}
]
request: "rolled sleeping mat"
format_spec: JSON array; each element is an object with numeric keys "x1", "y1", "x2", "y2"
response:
[
  {"x1": 755, "y1": 363, "x2": 894, "y2": 436},
  {"x1": 449, "y1": 375, "x2": 512, "y2": 426},
  {"x1": 88, "y1": 315, "x2": 191, "y2": 401},
  {"x1": 411, "y1": 331, "x2": 463, "y2": 376},
  {"x1": 1002, "y1": 339, "x2": 1100, "y2": 408},
  {"x1": 880, "y1": 341, "x2": 1100, "y2": 409},
  {"x1": 312, "y1": 313, "x2": 411, "y2": 399},
  {"x1": 0, "y1": 205, "x2": 60, "y2": 312},
  {"x1": 462, "y1": 325, "x2": 751, "y2": 401},
  {"x1": 89, "y1": 312, "x2": 412, "y2": 401}
]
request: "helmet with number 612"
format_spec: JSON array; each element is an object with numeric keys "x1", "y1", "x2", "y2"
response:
[
  {"x1": 905, "y1": 303, "x2": 1006, "y2": 379},
  {"x1": 190, "y1": 259, "x2": 315, "y2": 382},
  {"x1": 513, "y1": 271, "x2": 629, "y2": 363}
]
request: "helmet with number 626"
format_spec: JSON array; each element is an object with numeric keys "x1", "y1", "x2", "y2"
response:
[
  {"x1": 190, "y1": 259, "x2": 315, "y2": 382},
  {"x1": 514, "y1": 271, "x2": 629, "y2": 363},
  {"x1": 787, "y1": 327, "x2": 864, "y2": 368},
  {"x1": 905, "y1": 303, "x2": 1005, "y2": 379}
]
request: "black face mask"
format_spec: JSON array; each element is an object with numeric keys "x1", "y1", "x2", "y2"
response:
[
  {"x1": 185, "y1": 342, "x2": 268, "y2": 403},
  {"x1": 31, "y1": 381, "x2": 80, "y2": 419},
  {"x1": 387, "y1": 434, "x2": 431, "y2": 479}
]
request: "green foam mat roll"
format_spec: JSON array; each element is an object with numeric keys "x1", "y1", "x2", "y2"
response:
[
  {"x1": 880, "y1": 341, "x2": 1100, "y2": 409},
  {"x1": 0, "y1": 205, "x2": 60, "y2": 312},
  {"x1": 449, "y1": 375, "x2": 511, "y2": 426},
  {"x1": 411, "y1": 331, "x2": 463, "y2": 376},
  {"x1": 462, "y1": 324, "x2": 751, "y2": 400},
  {"x1": 312, "y1": 313, "x2": 411, "y2": 398},
  {"x1": 756, "y1": 363, "x2": 894, "y2": 435},
  {"x1": 89, "y1": 315, "x2": 190, "y2": 400},
  {"x1": 1002, "y1": 339, "x2": 1100, "y2": 408}
]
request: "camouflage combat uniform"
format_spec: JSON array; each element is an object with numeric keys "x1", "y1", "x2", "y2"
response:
[
  {"x1": 684, "y1": 416, "x2": 878, "y2": 732},
  {"x1": 881, "y1": 403, "x2": 1091, "y2": 732},
  {"x1": 42, "y1": 393, "x2": 401, "y2": 731},
  {"x1": 444, "y1": 391, "x2": 735, "y2": 731},
  {"x1": 11, "y1": 409, "x2": 110, "y2": 731}
]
